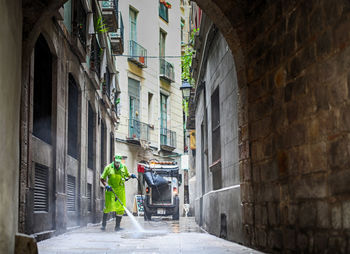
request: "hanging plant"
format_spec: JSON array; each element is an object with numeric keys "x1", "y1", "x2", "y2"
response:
[
  {"x1": 160, "y1": 0, "x2": 172, "y2": 9},
  {"x1": 95, "y1": 16, "x2": 109, "y2": 33}
]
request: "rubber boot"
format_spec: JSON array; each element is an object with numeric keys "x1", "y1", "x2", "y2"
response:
[
  {"x1": 115, "y1": 215, "x2": 123, "y2": 231},
  {"x1": 101, "y1": 213, "x2": 107, "y2": 230}
]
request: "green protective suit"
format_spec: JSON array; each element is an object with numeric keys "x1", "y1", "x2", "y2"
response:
[{"x1": 101, "y1": 162, "x2": 130, "y2": 215}]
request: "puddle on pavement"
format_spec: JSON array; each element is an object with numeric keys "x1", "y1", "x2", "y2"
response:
[{"x1": 121, "y1": 229, "x2": 168, "y2": 239}]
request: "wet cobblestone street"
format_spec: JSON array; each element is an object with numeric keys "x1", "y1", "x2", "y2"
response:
[{"x1": 38, "y1": 217, "x2": 263, "y2": 254}]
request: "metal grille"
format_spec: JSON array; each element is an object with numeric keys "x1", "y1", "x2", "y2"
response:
[
  {"x1": 67, "y1": 175, "x2": 76, "y2": 211},
  {"x1": 159, "y1": 58, "x2": 175, "y2": 82},
  {"x1": 34, "y1": 164, "x2": 49, "y2": 212},
  {"x1": 87, "y1": 183, "x2": 92, "y2": 211},
  {"x1": 151, "y1": 184, "x2": 172, "y2": 204}
]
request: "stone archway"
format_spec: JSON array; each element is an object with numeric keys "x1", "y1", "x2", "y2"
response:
[{"x1": 192, "y1": 0, "x2": 350, "y2": 252}]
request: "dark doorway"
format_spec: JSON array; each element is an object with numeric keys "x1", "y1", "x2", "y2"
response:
[
  {"x1": 68, "y1": 74, "x2": 79, "y2": 159},
  {"x1": 100, "y1": 121, "x2": 106, "y2": 172},
  {"x1": 110, "y1": 132, "x2": 114, "y2": 163},
  {"x1": 33, "y1": 34, "x2": 52, "y2": 144},
  {"x1": 88, "y1": 103, "x2": 95, "y2": 170},
  {"x1": 31, "y1": 34, "x2": 55, "y2": 235},
  {"x1": 220, "y1": 213, "x2": 227, "y2": 239}
]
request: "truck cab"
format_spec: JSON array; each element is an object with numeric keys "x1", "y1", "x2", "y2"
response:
[{"x1": 138, "y1": 161, "x2": 181, "y2": 220}]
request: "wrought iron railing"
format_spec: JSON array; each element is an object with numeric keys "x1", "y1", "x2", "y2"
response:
[
  {"x1": 159, "y1": 58, "x2": 175, "y2": 82},
  {"x1": 160, "y1": 128, "x2": 176, "y2": 148},
  {"x1": 109, "y1": 11, "x2": 124, "y2": 54},
  {"x1": 128, "y1": 40, "x2": 147, "y2": 67},
  {"x1": 101, "y1": 0, "x2": 118, "y2": 12},
  {"x1": 128, "y1": 119, "x2": 150, "y2": 141},
  {"x1": 101, "y1": 0, "x2": 114, "y2": 8},
  {"x1": 117, "y1": 11, "x2": 124, "y2": 48},
  {"x1": 90, "y1": 36, "x2": 101, "y2": 77},
  {"x1": 100, "y1": 0, "x2": 119, "y2": 32}
]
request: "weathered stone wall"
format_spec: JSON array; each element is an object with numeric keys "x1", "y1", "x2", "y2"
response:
[
  {"x1": 194, "y1": 0, "x2": 350, "y2": 252},
  {"x1": 19, "y1": 0, "x2": 117, "y2": 237},
  {"x1": 243, "y1": 1, "x2": 350, "y2": 253},
  {"x1": 0, "y1": 0, "x2": 22, "y2": 252},
  {"x1": 193, "y1": 16, "x2": 242, "y2": 243}
]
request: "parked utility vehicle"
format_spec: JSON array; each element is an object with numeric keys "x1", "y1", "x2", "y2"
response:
[{"x1": 138, "y1": 160, "x2": 181, "y2": 220}]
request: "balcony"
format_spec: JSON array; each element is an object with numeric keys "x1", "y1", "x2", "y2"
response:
[
  {"x1": 128, "y1": 40, "x2": 147, "y2": 68},
  {"x1": 100, "y1": 0, "x2": 118, "y2": 32},
  {"x1": 160, "y1": 128, "x2": 176, "y2": 151},
  {"x1": 127, "y1": 119, "x2": 150, "y2": 144},
  {"x1": 159, "y1": 58, "x2": 175, "y2": 82},
  {"x1": 109, "y1": 12, "x2": 124, "y2": 55}
]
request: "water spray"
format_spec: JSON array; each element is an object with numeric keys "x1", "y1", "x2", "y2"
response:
[{"x1": 107, "y1": 180, "x2": 145, "y2": 232}]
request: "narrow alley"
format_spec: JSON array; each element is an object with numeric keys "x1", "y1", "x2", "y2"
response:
[
  {"x1": 2, "y1": 0, "x2": 350, "y2": 253},
  {"x1": 37, "y1": 217, "x2": 262, "y2": 254}
]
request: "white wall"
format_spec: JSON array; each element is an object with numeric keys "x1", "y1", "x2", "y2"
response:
[{"x1": 0, "y1": 0, "x2": 22, "y2": 252}]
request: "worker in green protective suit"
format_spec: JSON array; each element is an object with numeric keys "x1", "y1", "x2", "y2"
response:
[{"x1": 100, "y1": 154, "x2": 136, "y2": 231}]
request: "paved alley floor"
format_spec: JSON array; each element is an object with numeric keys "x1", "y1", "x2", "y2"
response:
[{"x1": 38, "y1": 217, "x2": 263, "y2": 254}]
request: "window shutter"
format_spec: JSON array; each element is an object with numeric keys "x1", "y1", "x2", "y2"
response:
[
  {"x1": 34, "y1": 164, "x2": 49, "y2": 212},
  {"x1": 67, "y1": 175, "x2": 76, "y2": 211}
]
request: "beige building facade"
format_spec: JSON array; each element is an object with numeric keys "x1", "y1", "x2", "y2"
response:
[{"x1": 114, "y1": 0, "x2": 185, "y2": 213}]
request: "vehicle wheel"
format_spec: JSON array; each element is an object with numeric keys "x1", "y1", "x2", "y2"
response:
[
  {"x1": 144, "y1": 211, "x2": 151, "y2": 221},
  {"x1": 172, "y1": 212, "x2": 179, "y2": 220},
  {"x1": 143, "y1": 196, "x2": 151, "y2": 221},
  {"x1": 172, "y1": 197, "x2": 179, "y2": 220}
]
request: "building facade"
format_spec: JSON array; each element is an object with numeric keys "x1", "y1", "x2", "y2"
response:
[
  {"x1": 19, "y1": 0, "x2": 122, "y2": 238},
  {"x1": 189, "y1": 13, "x2": 243, "y2": 242},
  {"x1": 114, "y1": 0, "x2": 185, "y2": 213}
]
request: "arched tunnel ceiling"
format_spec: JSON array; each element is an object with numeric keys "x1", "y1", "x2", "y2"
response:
[
  {"x1": 22, "y1": 0, "x2": 69, "y2": 53},
  {"x1": 193, "y1": 0, "x2": 249, "y2": 84}
]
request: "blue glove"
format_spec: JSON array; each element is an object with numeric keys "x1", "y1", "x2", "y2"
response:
[
  {"x1": 105, "y1": 185, "x2": 112, "y2": 191},
  {"x1": 130, "y1": 173, "x2": 137, "y2": 179}
]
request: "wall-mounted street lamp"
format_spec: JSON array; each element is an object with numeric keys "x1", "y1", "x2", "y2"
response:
[{"x1": 180, "y1": 80, "x2": 191, "y2": 100}]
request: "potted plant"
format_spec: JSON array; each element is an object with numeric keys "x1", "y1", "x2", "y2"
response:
[{"x1": 160, "y1": 0, "x2": 172, "y2": 8}]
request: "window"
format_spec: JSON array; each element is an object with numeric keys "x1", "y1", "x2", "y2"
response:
[
  {"x1": 128, "y1": 78, "x2": 140, "y2": 138},
  {"x1": 104, "y1": 68, "x2": 111, "y2": 97},
  {"x1": 159, "y1": 30, "x2": 166, "y2": 57},
  {"x1": 159, "y1": 2, "x2": 169, "y2": 22},
  {"x1": 211, "y1": 88, "x2": 221, "y2": 162},
  {"x1": 68, "y1": 74, "x2": 79, "y2": 159},
  {"x1": 63, "y1": 0, "x2": 72, "y2": 33},
  {"x1": 33, "y1": 34, "x2": 52, "y2": 145},
  {"x1": 160, "y1": 94, "x2": 168, "y2": 145},
  {"x1": 129, "y1": 8, "x2": 137, "y2": 42},
  {"x1": 128, "y1": 78, "x2": 140, "y2": 119},
  {"x1": 74, "y1": 0, "x2": 87, "y2": 48},
  {"x1": 148, "y1": 93, "x2": 154, "y2": 124},
  {"x1": 181, "y1": 19, "x2": 185, "y2": 44},
  {"x1": 88, "y1": 103, "x2": 95, "y2": 169},
  {"x1": 211, "y1": 88, "x2": 221, "y2": 190}
]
